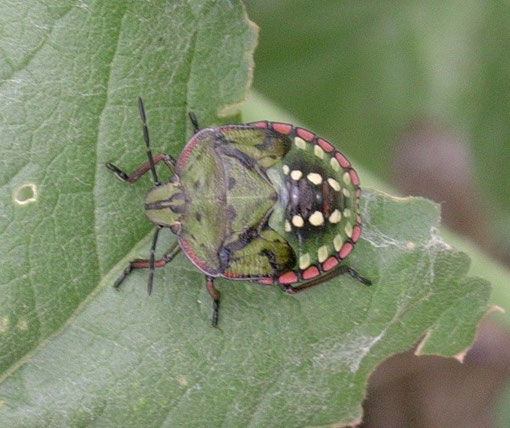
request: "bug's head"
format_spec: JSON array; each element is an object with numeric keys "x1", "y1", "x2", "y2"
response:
[{"x1": 144, "y1": 176, "x2": 187, "y2": 235}]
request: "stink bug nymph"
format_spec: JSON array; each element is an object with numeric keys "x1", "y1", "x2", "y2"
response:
[{"x1": 106, "y1": 98, "x2": 371, "y2": 326}]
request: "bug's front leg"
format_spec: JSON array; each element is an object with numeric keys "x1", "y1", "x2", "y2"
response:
[
  {"x1": 205, "y1": 276, "x2": 220, "y2": 327},
  {"x1": 113, "y1": 240, "x2": 181, "y2": 294},
  {"x1": 106, "y1": 153, "x2": 176, "y2": 184}
]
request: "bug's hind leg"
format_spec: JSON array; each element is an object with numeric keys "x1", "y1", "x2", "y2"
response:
[
  {"x1": 340, "y1": 266, "x2": 372, "y2": 286},
  {"x1": 279, "y1": 265, "x2": 371, "y2": 295},
  {"x1": 106, "y1": 153, "x2": 176, "y2": 184},
  {"x1": 205, "y1": 276, "x2": 220, "y2": 327},
  {"x1": 113, "y1": 240, "x2": 181, "y2": 294}
]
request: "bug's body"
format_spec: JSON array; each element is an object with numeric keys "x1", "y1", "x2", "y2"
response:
[{"x1": 107, "y1": 99, "x2": 370, "y2": 326}]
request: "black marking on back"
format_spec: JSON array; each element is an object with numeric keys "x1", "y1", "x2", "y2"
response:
[
  {"x1": 226, "y1": 205, "x2": 237, "y2": 222},
  {"x1": 261, "y1": 249, "x2": 279, "y2": 274},
  {"x1": 217, "y1": 143, "x2": 257, "y2": 170},
  {"x1": 284, "y1": 162, "x2": 343, "y2": 236},
  {"x1": 193, "y1": 179, "x2": 203, "y2": 190},
  {"x1": 218, "y1": 246, "x2": 232, "y2": 272},
  {"x1": 145, "y1": 192, "x2": 188, "y2": 213}
]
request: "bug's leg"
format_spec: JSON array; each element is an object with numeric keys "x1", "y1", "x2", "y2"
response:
[
  {"x1": 188, "y1": 112, "x2": 200, "y2": 134},
  {"x1": 107, "y1": 97, "x2": 176, "y2": 184},
  {"x1": 279, "y1": 265, "x2": 371, "y2": 295},
  {"x1": 106, "y1": 153, "x2": 176, "y2": 184},
  {"x1": 204, "y1": 276, "x2": 220, "y2": 327},
  {"x1": 340, "y1": 267, "x2": 372, "y2": 286},
  {"x1": 113, "y1": 239, "x2": 181, "y2": 293},
  {"x1": 147, "y1": 226, "x2": 162, "y2": 295}
]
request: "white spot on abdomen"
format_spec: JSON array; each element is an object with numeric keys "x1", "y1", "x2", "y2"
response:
[
  {"x1": 294, "y1": 136, "x2": 307, "y2": 150},
  {"x1": 330, "y1": 157, "x2": 340, "y2": 171},
  {"x1": 327, "y1": 178, "x2": 341, "y2": 192},
  {"x1": 292, "y1": 215, "x2": 304, "y2": 227},
  {"x1": 307, "y1": 173, "x2": 323, "y2": 185},
  {"x1": 318, "y1": 245, "x2": 329, "y2": 262},
  {"x1": 334, "y1": 234, "x2": 344, "y2": 251},
  {"x1": 329, "y1": 209, "x2": 342, "y2": 223},
  {"x1": 314, "y1": 145, "x2": 325, "y2": 159},
  {"x1": 290, "y1": 170, "x2": 303, "y2": 180},
  {"x1": 309, "y1": 211, "x2": 324, "y2": 226},
  {"x1": 299, "y1": 253, "x2": 311, "y2": 269}
]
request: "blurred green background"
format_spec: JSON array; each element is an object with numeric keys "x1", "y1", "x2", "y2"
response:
[
  {"x1": 245, "y1": 0, "x2": 510, "y2": 426},
  {"x1": 247, "y1": 0, "x2": 510, "y2": 263}
]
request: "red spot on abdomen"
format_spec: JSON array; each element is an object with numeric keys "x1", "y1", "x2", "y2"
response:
[
  {"x1": 335, "y1": 152, "x2": 350, "y2": 168},
  {"x1": 349, "y1": 169, "x2": 360, "y2": 186},
  {"x1": 271, "y1": 122, "x2": 292, "y2": 135},
  {"x1": 296, "y1": 128, "x2": 315, "y2": 141},
  {"x1": 339, "y1": 242, "x2": 353, "y2": 259},
  {"x1": 278, "y1": 271, "x2": 298, "y2": 284},
  {"x1": 224, "y1": 272, "x2": 241, "y2": 279},
  {"x1": 317, "y1": 138, "x2": 334, "y2": 153},
  {"x1": 351, "y1": 225, "x2": 361, "y2": 243},
  {"x1": 302, "y1": 266, "x2": 320, "y2": 280},
  {"x1": 258, "y1": 277, "x2": 273, "y2": 285},
  {"x1": 249, "y1": 121, "x2": 268, "y2": 128},
  {"x1": 322, "y1": 256, "x2": 339, "y2": 271}
]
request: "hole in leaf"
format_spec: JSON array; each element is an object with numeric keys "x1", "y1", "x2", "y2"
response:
[{"x1": 13, "y1": 183, "x2": 37, "y2": 205}]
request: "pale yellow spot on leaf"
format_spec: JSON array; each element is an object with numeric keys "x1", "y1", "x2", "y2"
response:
[
  {"x1": 285, "y1": 220, "x2": 292, "y2": 232},
  {"x1": 0, "y1": 317, "x2": 9, "y2": 333},
  {"x1": 292, "y1": 215, "x2": 304, "y2": 228},
  {"x1": 294, "y1": 136, "x2": 307, "y2": 150},
  {"x1": 342, "y1": 188, "x2": 351, "y2": 197},
  {"x1": 343, "y1": 172, "x2": 351, "y2": 185},
  {"x1": 299, "y1": 253, "x2": 311, "y2": 270},
  {"x1": 309, "y1": 211, "x2": 324, "y2": 226},
  {"x1": 318, "y1": 245, "x2": 329, "y2": 263},
  {"x1": 306, "y1": 172, "x2": 322, "y2": 185},
  {"x1": 343, "y1": 208, "x2": 351, "y2": 218},
  {"x1": 330, "y1": 157, "x2": 340, "y2": 171},
  {"x1": 334, "y1": 234, "x2": 344, "y2": 251},
  {"x1": 327, "y1": 178, "x2": 341, "y2": 191},
  {"x1": 329, "y1": 209, "x2": 342, "y2": 223},
  {"x1": 16, "y1": 319, "x2": 28, "y2": 331},
  {"x1": 290, "y1": 170, "x2": 303, "y2": 180},
  {"x1": 282, "y1": 165, "x2": 290, "y2": 175},
  {"x1": 314, "y1": 145, "x2": 324, "y2": 159},
  {"x1": 177, "y1": 376, "x2": 188, "y2": 387}
]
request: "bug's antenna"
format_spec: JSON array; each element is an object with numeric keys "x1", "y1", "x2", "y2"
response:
[
  {"x1": 138, "y1": 97, "x2": 160, "y2": 186},
  {"x1": 188, "y1": 112, "x2": 200, "y2": 134}
]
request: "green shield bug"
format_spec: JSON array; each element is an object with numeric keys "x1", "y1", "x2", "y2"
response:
[{"x1": 106, "y1": 98, "x2": 371, "y2": 326}]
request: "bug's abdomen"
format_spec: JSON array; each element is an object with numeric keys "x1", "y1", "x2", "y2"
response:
[
  {"x1": 285, "y1": 164, "x2": 343, "y2": 228},
  {"x1": 251, "y1": 121, "x2": 362, "y2": 285}
]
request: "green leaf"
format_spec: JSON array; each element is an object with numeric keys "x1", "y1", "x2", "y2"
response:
[
  {"x1": 0, "y1": 1, "x2": 490, "y2": 426},
  {"x1": 0, "y1": 0, "x2": 255, "y2": 386}
]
